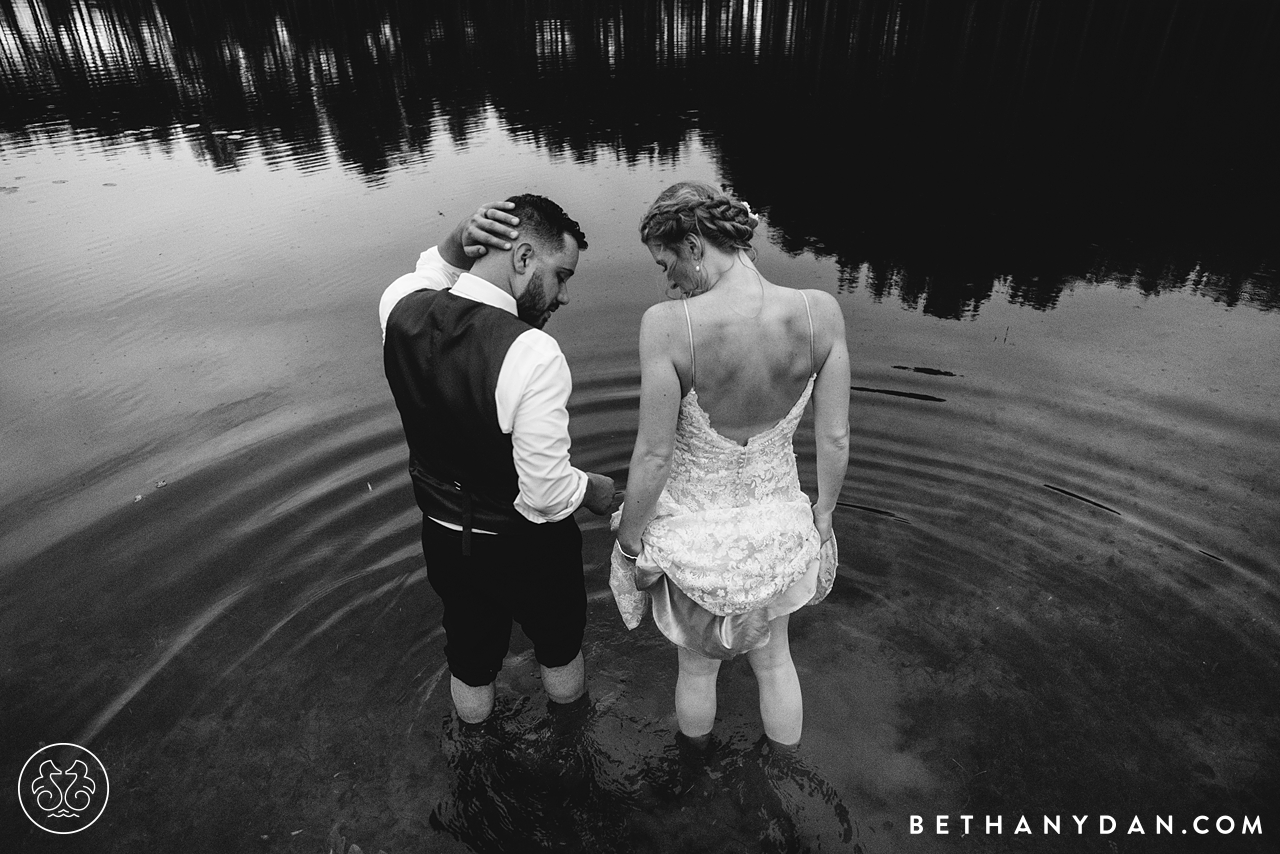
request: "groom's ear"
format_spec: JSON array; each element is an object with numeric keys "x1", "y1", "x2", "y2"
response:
[{"x1": 512, "y1": 241, "x2": 536, "y2": 274}]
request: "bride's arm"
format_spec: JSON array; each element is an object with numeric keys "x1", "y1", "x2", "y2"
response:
[
  {"x1": 809, "y1": 291, "x2": 851, "y2": 543},
  {"x1": 616, "y1": 304, "x2": 684, "y2": 555}
]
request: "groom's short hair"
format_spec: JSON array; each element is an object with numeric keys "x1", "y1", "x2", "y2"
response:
[{"x1": 507, "y1": 194, "x2": 588, "y2": 252}]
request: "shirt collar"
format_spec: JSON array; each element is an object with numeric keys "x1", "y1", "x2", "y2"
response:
[{"x1": 450, "y1": 272, "x2": 517, "y2": 316}]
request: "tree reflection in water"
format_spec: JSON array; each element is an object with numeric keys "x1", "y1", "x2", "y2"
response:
[{"x1": 2, "y1": 0, "x2": 1275, "y2": 317}]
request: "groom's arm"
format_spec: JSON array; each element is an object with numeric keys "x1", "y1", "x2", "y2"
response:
[
  {"x1": 498, "y1": 333, "x2": 616, "y2": 521},
  {"x1": 379, "y1": 201, "x2": 522, "y2": 338}
]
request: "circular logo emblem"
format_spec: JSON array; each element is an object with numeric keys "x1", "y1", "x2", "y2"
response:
[{"x1": 17, "y1": 743, "x2": 110, "y2": 834}]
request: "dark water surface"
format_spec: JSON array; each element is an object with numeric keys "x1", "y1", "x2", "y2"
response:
[{"x1": 2, "y1": 2, "x2": 1279, "y2": 852}]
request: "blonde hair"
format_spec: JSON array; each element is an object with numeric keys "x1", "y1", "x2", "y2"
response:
[{"x1": 639, "y1": 180, "x2": 758, "y2": 259}]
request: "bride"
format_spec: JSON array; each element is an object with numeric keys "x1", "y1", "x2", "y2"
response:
[{"x1": 614, "y1": 181, "x2": 850, "y2": 750}]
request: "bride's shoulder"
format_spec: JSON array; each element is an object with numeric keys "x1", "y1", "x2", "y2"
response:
[
  {"x1": 795, "y1": 289, "x2": 846, "y2": 358},
  {"x1": 640, "y1": 300, "x2": 686, "y2": 325},
  {"x1": 795, "y1": 288, "x2": 842, "y2": 325},
  {"x1": 797, "y1": 286, "x2": 838, "y2": 308},
  {"x1": 638, "y1": 300, "x2": 689, "y2": 344}
]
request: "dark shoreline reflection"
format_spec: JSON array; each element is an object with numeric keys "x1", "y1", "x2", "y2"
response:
[{"x1": 2, "y1": 0, "x2": 1277, "y2": 317}]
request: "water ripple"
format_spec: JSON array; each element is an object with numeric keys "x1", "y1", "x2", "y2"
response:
[{"x1": 1, "y1": 328, "x2": 1276, "y2": 849}]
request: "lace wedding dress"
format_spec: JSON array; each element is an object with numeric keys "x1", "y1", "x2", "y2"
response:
[{"x1": 611, "y1": 293, "x2": 836, "y2": 659}]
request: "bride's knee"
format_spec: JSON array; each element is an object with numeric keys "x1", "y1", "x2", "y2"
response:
[
  {"x1": 677, "y1": 646, "x2": 722, "y2": 678},
  {"x1": 747, "y1": 640, "x2": 794, "y2": 675},
  {"x1": 746, "y1": 616, "x2": 794, "y2": 672}
]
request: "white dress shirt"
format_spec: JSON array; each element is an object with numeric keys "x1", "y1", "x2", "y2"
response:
[{"x1": 380, "y1": 247, "x2": 588, "y2": 527}]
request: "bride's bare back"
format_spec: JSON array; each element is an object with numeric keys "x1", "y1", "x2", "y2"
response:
[{"x1": 668, "y1": 268, "x2": 822, "y2": 446}]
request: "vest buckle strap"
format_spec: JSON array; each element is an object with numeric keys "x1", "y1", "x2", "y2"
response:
[
  {"x1": 456, "y1": 481, "x2": 474, "y2": 557},
  {"x1": 408, "y1": 460, "x2": 517, "y2": 541}
]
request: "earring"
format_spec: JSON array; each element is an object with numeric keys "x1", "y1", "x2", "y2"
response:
[{"x1": 696, "y1": 264, "x2": 701, "y2": 272}]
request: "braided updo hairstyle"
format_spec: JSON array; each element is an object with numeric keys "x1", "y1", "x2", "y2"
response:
[{"x1": 639, "y1": 181, "x2": 759, "y2": 260}]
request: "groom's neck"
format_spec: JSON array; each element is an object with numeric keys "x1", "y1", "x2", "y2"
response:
[{"x1": 468, "y1": 254, "x2": 514, "y2": 295}]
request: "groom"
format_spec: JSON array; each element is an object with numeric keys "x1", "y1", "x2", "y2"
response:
[{"x1": 380, "y1": 196, "x2": 616, "y2": 726}]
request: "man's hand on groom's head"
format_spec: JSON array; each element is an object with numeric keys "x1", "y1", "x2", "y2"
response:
[{"x1": 461, "y1": 201, "x2": 521, "y2": 258}]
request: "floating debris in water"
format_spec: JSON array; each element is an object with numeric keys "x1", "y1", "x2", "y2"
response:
[
  {"x1": 834, "y1": 499, "x2": 912, "y2": 524},
  {"x1": 1043, "y1": 483, "x2": 1122, "y2": 515},
  {"x1": 134, "y1": 494, "x2": 143, "y2": 502},
  {"x1": 851, "y1": 386, "x2": 946, "y2": 403},
  {"x1": 892, "y1": 365, "x2": 958, "y2": 376},
  {"x1": 155, "y1": 480, "x2": 167, "y2": 488}
]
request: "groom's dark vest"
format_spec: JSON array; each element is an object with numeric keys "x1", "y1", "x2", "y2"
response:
[{"x1": 384, "y1": 287, "x2": 536, "y2": 541}]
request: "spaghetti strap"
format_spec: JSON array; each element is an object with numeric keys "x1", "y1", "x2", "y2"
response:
[
  {"x1": 800, "y1": 290, "x2": 815, "y2": 376},
  {"x1": 682, "y1": 297, "x2": 696, "y2": 389}
]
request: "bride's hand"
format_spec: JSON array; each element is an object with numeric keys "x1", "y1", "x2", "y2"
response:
[{"x1": 812, "y1": 506, "x2": 834, "y2": 544}]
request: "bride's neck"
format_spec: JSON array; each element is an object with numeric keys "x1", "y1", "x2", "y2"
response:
[{"x1": 702, "y1": 250, "x2": 747, "y2": 290}]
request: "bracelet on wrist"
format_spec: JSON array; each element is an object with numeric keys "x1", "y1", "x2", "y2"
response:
[{"x1": 616, "y1": 542, "x2": 640, "y2": 561}]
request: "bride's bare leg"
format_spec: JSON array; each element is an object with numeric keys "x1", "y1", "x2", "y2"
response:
[
  {"x1": 746, "y1": 614, "x2": 802, "y2": 745},
  {"x1": 675, "y1": 646, "x2": 722, "y2": 738}
]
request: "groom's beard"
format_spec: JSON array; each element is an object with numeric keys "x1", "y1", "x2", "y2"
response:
[{"x1": 517, "y1": 273, "x2": 555, "y2": 328}]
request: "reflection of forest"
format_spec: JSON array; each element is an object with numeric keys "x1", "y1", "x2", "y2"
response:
[{"x1": 2, "y1": 0, "x2": 1276, "y2": 314}]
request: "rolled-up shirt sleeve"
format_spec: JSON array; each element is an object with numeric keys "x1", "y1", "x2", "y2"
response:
[
  {"x1": 497, "y1": 331, "x2": 589, "y2": 523},
  {"x1": 379, "y1": 246, "x2": 466, "y2": 341}
]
